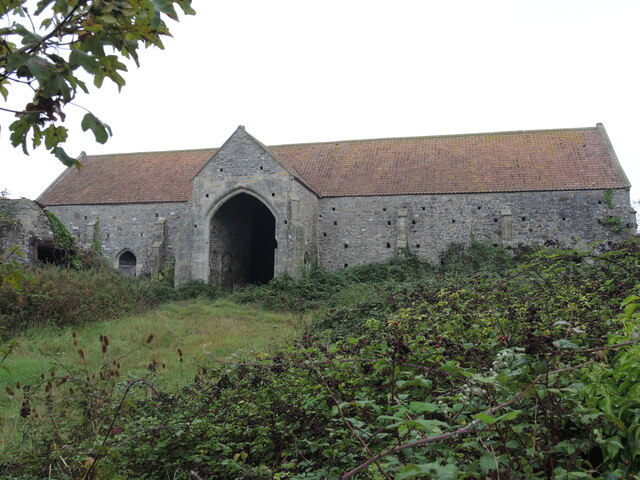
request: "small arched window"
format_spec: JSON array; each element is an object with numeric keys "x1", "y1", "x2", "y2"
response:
[{"x1": 118, "y1": 250, "x2": 137, "y2": 277}]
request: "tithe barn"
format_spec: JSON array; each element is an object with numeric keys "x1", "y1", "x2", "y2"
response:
[{"x1": 38, "y1": 124, "x2": 636, "y2": 288}]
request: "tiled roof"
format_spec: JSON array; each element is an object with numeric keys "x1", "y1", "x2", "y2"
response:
[
  {"x1": 38, "y1": 126, "x2": 630, "y2": 205},
  {"x1": 39, "y1": 149, "x2": 216, "y2": 205}
]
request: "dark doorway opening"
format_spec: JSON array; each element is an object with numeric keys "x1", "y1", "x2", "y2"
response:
[
  {"x1": 37, "y1": 244, "x2": 68, "y2": 265},
  {"x1": 118, "y1": 250, "x2": 137, "y2": 277},
  {"x1": 209, "y1": 193, "x2": 276, "y2": 289}
]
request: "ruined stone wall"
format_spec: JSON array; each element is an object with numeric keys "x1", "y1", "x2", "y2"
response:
[
  {"x1": 0, "y1": 198, "x2": 53, "y2": 266},
  {"x1": 47, "y1": 202, "x2": 188, "y2": 275},
  {"x1": 317, "y1": 188, "x2": 635, "y2": 271}
]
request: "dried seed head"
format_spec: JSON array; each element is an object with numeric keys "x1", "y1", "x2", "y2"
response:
[
  {"x1": 73, "y1": 339, "x2": 78, "y2": 346},
  {"x1": 102, "y1": 344, "x2": 107, "y2": 354},
  {"x1": 104, "y1": 336, "x2": 109, "y2": 346},
  {"x1": 147, "y1": 334, "x2": 154, "y2": 344},
  {"x1": 15, "y1": 382, "x2": 20, "y2": 389},
  {"x1": 72, "y1": 331, "x2": 77, "y2": 338},
  {"x1": 100, "y1": 334, "x2": 104, "y2": 343},
  {"x1": 5, "y1": 386, "x2": 14, "y2": 396},
  {"x1": 177, "y1": 349, "x2": 183, "y2": 357},
  {"x1": 77, "y1": 349, "x2": 85, "y2": 359}
]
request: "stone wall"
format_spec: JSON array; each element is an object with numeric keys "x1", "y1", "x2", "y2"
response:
[
  {"x1": 184, "y1": 127, "x2": 318, "y2": 285},
  {"x1": 317, "y1": 188, "x2": 635, "y2": 271},
  {"x1": 0, "y1": 198, "x2": 53, "y2": 266},
  {"x1": 47, "y1": 202, "x2": 188, "y2": 275},
  {"x1": 47, "y1": 185, "x2": 635, "y2": 282}
]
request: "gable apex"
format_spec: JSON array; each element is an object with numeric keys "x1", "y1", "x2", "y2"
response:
[{"x1": 193, "y1": 126, "x2": 319, "y2": 196}]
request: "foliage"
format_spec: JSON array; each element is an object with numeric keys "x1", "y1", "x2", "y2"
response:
[
  {"x1": 0, "y1": 263, "x2": 138, "y2": 333},
  {"x1": 90, "y1": 216, "x2": 101, "y2": 254},
  {"x1": 1, "y1": 0, "x2": 195, "y2": 165},
  {"x1": 0, "y1": 298, "x2": 302, "y2": 452},
  {"x1": 44, "y1": 209, "x2": 75, "y2": 250},
  {"x1": 0, "y1": 264, "x2": 225, "y2": 337},
  {"x1": 2, "y1": 240, "x2": 640, "y2": 478},
  {"x1": 233, "y1": 255, "x2": 436, "y2": 313},
  {"x1": 598, "y1": 215, "x2": 625, "y2": 234},
  {"x1": 0, "y1": 199, "x2": 20, "y2": 236},
  {"x1": 438, "y1": 236, "x2": 516, "y2": 274},
  {"x1": 0, "y1": 246, "x2": 32, "y2": 291},
  {"x1": 603, "y1": 188, "x2": 615, "y2": 209}
]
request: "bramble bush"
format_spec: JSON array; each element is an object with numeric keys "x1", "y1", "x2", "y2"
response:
[{"x1": 2, "y1": 239, "x2": 639, "y2": 479}]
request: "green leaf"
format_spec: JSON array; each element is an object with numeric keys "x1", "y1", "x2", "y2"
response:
[
  {"x1": 25, "y1": 55, "x2": 52, "y2": 83},
  {"x1": 9, "y1": 118, "x2": 31, "y2": 152},
  {"x1": 81, "y1": 112, "x2": 111, "y2": 144},
  {"x1": 479, "y1": 454, "x2": 496, "y2": 474},
  {"x1": 408, "y1": 401, "x2": 439, "y2": 414},
  {"x1": 13, "y1": 23, "x2": 43, "y2": 45},
  {"x1": 177, "y1": 0, "x2": 196, "y2": 15},
  {"x1": 624, "y1": 302, "x2": 638, "y2": 319},
  {"x1": 53, "y1": 146, "x2": 81, "y2": 168},
  {"x1": 152, "y1": 0, "x2": 178, "y2": 19},
  {"x1": 496, "y1": 410, "x2": 521, "y2": 422},
  {"x1": 397, "y1": 462, "x2": 459, "y2": 480},
  {"x1": 553, "y1": 339, "x2": 579, "y2": 349},
  {"x1": 69, "y1": 49, "x2": 99, "y2": 74},
  {"x1": 473, "y1": 412, "x2": 496, "y2": 425},
  {"x1": 43, "y1": 125, "x2": 68, "y2": 150},
  {"x1": 0, "y1": 78, "x2": 9, "y2": 101}
]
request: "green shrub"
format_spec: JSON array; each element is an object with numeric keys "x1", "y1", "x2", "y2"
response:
[
  {"x1": 176, "y1": 279, "x2": 222, "y2": 300},
  {"x1": 439, "y1": 237, "x2": 515, "y2": 274},
  {"x1": 0, "y1": 265, "x2": 138, "y2": 333},
  {"x1": 3, "y1": 240, "x2": 640, "y2": 478}
]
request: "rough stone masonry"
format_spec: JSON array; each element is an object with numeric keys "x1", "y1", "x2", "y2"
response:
[{"x1": 36, "y1": 124, "x2": 636, "y2": 288}]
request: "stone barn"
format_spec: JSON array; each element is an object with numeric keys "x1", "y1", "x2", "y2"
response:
[{"x1": 38, "y1": 124, "x2": 636, "y2": 288}]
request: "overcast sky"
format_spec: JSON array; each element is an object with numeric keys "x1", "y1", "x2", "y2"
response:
[{"x1": 2, "y1": 0, "x2": 639, "y2": 204}]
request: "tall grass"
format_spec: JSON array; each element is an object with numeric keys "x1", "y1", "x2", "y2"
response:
[{"x1": 0, "y1": 298, "x2": 306, "y2": 452}]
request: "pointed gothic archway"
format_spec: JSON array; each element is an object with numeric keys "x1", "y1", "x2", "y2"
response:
[
  {"x1": 209, "y1": 192, "x2": 277, "y2": 289},
  {"x1": 117, "y1": 249, "x2": 137, "y2": 277}
]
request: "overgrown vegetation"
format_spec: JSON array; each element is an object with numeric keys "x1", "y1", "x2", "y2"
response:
[
  {"x1": 1, "y1": 239, "x2": 638, "y2": 478},
  {"x1": 0, "y1": 265, "x2": 224, "y2": 338}
]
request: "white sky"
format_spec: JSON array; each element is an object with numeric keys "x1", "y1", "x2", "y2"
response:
[{"x1": 1, "y1": 0, "x2": 639, "y2": 203}]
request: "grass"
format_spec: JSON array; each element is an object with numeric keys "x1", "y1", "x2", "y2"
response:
[{"x1": 0, "y1": 298, "x2": 307, "y2": 451}]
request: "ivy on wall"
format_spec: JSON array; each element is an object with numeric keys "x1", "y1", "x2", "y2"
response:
[
  {"x1": 44, "y1": 210, "x2": 82, "y2": 269},
  {"x1": 44, "y1": 211, "x2": 76, "y2": 250}
]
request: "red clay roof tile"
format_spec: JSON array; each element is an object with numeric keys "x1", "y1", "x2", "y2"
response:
[{"x1": 38, "y1": 126, "x2": 630, "y2": 205}]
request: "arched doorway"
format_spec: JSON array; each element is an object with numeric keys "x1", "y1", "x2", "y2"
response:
[
  {"x1": 209, "y1": 193, "x2": 276, "y2": 289},
  {"x1": 118, "y1": 250, "x2": 137, "y2": 277}
]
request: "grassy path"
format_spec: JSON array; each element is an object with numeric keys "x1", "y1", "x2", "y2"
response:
[{"x1": 0, "y1": 298, "x2": 306, "y2": 449}]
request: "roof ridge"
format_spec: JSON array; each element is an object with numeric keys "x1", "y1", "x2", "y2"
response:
[
  {"x1": 268, "y1": 125, "x2": 600, "y2": 149},
  {"x1": 85, "y1": 147, "x2": 218, "y2": 158}
]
